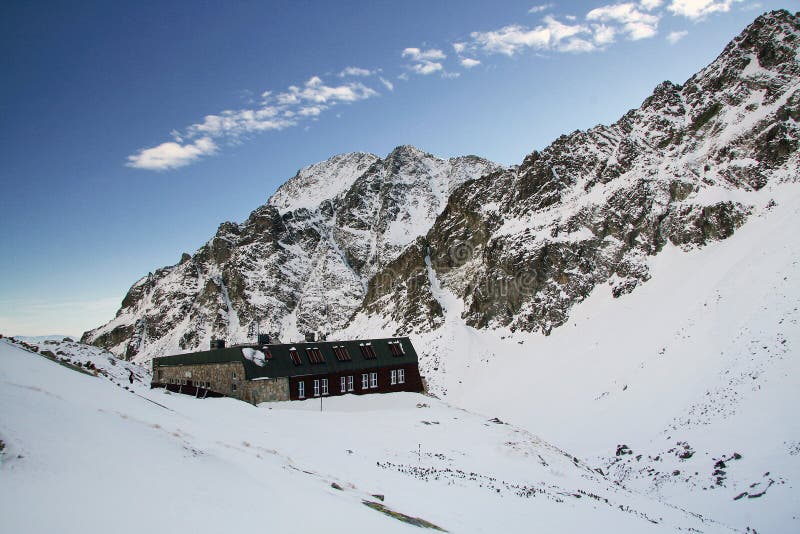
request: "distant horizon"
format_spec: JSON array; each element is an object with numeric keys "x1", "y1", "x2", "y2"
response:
[{"x1": 2, "y1": 1, "x2": 795, "y2": 336}]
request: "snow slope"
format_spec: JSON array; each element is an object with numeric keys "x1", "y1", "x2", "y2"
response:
[
  {"x1": 381, "y1": 181, "x2": 800, "y2": 532},
  {"x1": 0, "y1": 340, "x2": 730, "y2": 533}
]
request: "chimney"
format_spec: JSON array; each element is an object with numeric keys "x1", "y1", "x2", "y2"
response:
[
  {"x1": 257, "y1": 333, "x2": 271, "y2": 345},
  {"x1": 304, "y1": 332, "x2": 316, "y2": 343},
  {"x1": 210, "y1": 339, "x2": 226, "y2": 350}
]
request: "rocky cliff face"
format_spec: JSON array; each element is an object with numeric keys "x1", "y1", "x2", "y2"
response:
[
  {"x1": 82, "y1": 147, "x2": 500, "y2": 360},
  {"x1": 85, "y1": 10, "x2": 800, "y2": 362},
  {"x1": 359, "y1": 9, "x2": 799, "y2": 337}
]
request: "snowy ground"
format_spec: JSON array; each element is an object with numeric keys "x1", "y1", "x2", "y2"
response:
[
  {"x1": 1, "y1": 339, "x2": 732, "y2": 533},
  {"x1": 398, "y1": 182, "x2": 800, "y2": 532}
]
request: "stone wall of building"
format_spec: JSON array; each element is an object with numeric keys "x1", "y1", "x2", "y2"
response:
[
  {"x1": 153, "y1": 362, "x2": 289, "y2": 404},
  {"x1": 242, "y1": 378, "x2": 289, "y2": 404}
]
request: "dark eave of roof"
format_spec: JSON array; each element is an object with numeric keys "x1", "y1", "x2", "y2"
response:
[{"x1": 152, "y1": 337, "x2": 418, "y2": 380}]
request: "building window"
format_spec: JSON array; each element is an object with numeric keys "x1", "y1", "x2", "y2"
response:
[
  {"x1": 232, "y1": 371, "x2": 237, "y2": 379},
  {"x1": 313, "y1": 379, "x2": 320, "y2": 397},
  {"x1": 321, "y1": 378, "x2": 329, "y2": 396},
  {"x1": 289, "y1": 348, "x2": 302, "y2": 365},
  {"x1": 347, "y1": 375, "x2": 354, "y2": 392},
  {"x1": 388, "y1": 340, "x2": 405, "y2": 356},
  {"x1": 306, "y1": 347, "x2": 325, "y2": 364},
  {"x1": 232, "y1": 383, "x2": 237, "y2": 391},
  {"x1": 340, "y1": 376, "x2": 346, "y2": 393},
  {"x1": 391, "y1": 370, "x2": 397, "y2": 385},
  {"x1": 398, "y1": 369, "x2": 405, "y2": 384},
  {"x1": 362, "y1": 373, "x2": 369, "y2": 389},
  {"x1": 370, "y1": 372, "x2": 378, "y2": 388},
  {"x1": 333, "y1": 345, "x2": 351, "y2": 361},
  {"x1": 298, "y1": 381, "x2": 305, "y2": 399},
  {"x1": 359, "y1": 343, "x2": 377, "y2": 360},
  {"x1": 185, "y1": 370, "x2": 192, "y2": 378}
]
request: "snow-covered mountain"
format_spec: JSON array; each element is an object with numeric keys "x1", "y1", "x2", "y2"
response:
[
  {"x1": 82, "y1": 146, "x2": 500, "y2": 359},
  {"x1": 357, "y1": 9, "x2": 800, "y2": 337},
  {"x1": 85, "y1": 11, "x2": 799, "y2": 363}
]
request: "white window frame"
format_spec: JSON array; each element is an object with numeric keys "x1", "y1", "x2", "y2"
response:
[
  {"x1": 390, "y1": 370, "x2": 397, "y2": 385},
  {"x1": 298, "y1": 381, "x2": 305, "y2": 399},
  {"x1": 340, "y1": 376, "x2": 346, "y2": 393},
  {"x1": 362, "y1": 373, "x2": 369, "y2": 389},
  {"x1": 398, "y1": 369, "x2": 405, "y2": 384},
  {"x1": 313, "y1": 379, "x2": 320, "y2": 397},
  {"x1": 370, "y1": 372, "x2": 378, "y2": 388},
  {"x1": 321, "y1": 378, "x2": 329, "y2": 396},
  {"x1": 347, "y1": 375, "x2": 354, "y2": 392}
]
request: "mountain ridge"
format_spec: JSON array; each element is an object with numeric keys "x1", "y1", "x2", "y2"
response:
[{"x1": 83, "y1": 10, "x2": 800, "y2": 363}]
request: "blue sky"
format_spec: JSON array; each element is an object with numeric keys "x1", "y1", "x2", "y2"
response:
[{"x1": 0, "y1": 0, "x2": 791, "y2": 336}]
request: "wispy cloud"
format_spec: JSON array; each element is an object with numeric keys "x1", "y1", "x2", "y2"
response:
[
  {"x1": 127, "y1": 137, "x2": 218, "y2": 171},
  {"x1": 586, "y1": 3, "x2": 660, "y2": 41},
  {"x1": 379, "y1": 76, "x2": 395, "y2": 91},
  {"x1": 338, "y1": 66, "x2": 374, "y2": 77},
  {"x1": 127, "y1": 76, "x2": 379, "y2": 170},
  {"x1": 129, "y1": 0, "x2": 748, "y2": 171},
  {"x1": 469, "y1": 15, "x2": 594, "y2": 56},
  {"x1": 528, "y1": 3, "x2": 555, "y2": 14},
  {"x1": 279, "y1": 76, "x2": 377, "y2": 104},
  {"x1": 593, "y1": 24, "x2": 617, "y2": 45},
  {"x1": 640, "y1": 0, "x2": 664, "y2": 9},
  {"x1": 666, "y1": 29, "x2": 689, "y2": 43},
  {"x1": 402, "y1": 47, "x2": 447, "y2": 75},
  {"x1": 667, "y1": 0, "x2": 742, "y2": 20}
]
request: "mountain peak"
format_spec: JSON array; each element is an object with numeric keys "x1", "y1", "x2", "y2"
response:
[
  {"x1": 387, "y1": 144, "x2": 429, "y2": 159},
  {"x1": 706, "y1": 9, "x2": 799, "y2": 77},
  {"x1": 268, "y1": 151, "x2": 379, "y2": 212}
]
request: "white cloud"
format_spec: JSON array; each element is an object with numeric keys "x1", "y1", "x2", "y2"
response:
[
  {"x1": 528, "y1": 3, "x2": 555, "y2": 13},
  {"x1": 470, "y1": 16, "x2": 593, "y2": 56},
  {"x1": 667, "y1": 29, "x2": 689, "y2": 43},
  {"x1": 186, "y1": 107, "x2": 291, "y2": 138},
  {"x1": 667, "y1": 0, "x2": 741, "y2": 19},
  {"x1": 453, "y1": 42, "x2": 467, "y2": 54},
  {"x1": 298, "y1": 105, "x2": 326, "y2": 117},
  {"x1": 411, "y1": 61, "x2": 443, "y2": 75},
  {"x1": 402, "y1": 47, "x2": 446, "y2": 75},
  {"x1": 379, "y1": 76, "x2": 394, "y2": 91},
  {"x1": 338, "y1": 66, "x2": 374, "y2": 77},
  {"x1": 639, "y1": 0, "x2": 664, "y2": 9},
  {"x1": 127, "y1": 137, "x2": 218, "y2": 171},
  {"x1": 593, "y1": 24, "x2": 617, "y2": 45},
  {"x1": 560, "y1": 37, "x2": 597, "y2": 52},
  {"x1": 441, "y1": 71, "x2": 461, "y2": 79},
  {"x1": 460, "y1": 57, "x2": 481, "y2": 68},
  {"x1": 127, "y1": 75, "x2": 380, "y2": 170},
  {"x1": 401, "y1": 47, "x2": 446, "y2": 61},
  {"x1": 278, "y1": 76, "x2": 378, "y2": 104},
  {"x1": 586, "y1": 3, "x2": 660, "y2": 40}
]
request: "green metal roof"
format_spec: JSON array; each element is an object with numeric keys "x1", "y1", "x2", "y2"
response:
[{"x1": 152, "y1": 337, "x2": 419, "y2": 380}]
